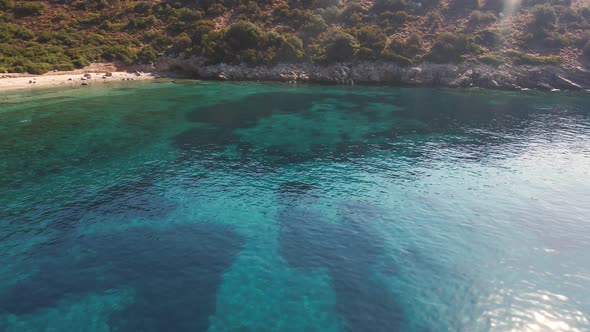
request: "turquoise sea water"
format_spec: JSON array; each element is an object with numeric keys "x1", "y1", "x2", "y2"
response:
[{"x1": 1, "y1": 81, "x2": 589, "y2": 331}]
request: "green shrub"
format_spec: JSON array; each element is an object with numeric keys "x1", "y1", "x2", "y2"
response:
[
  {"x1": 53, "y1": 63, "x2": 76, "y2": 71},
  {"x1": 0, "y1": 23, "x2": 34, "y2": 42},
  {"x1": 14, "y1": 1, "x2": 47, "y2": 16},
  {"x1": 276, "y1": 34, "x2": 305, "y2": 62},
  {"x1": 52, "y1": 31, "x2": 83, "y2": 47},
  {"x1": 109, "y1": 23, "x2": 126, "y2": 31},
  {"x1": 314, "y1": 30, "x2": 358, "y2": 63},
  {"x1": 51, "y1": 13, "x2": 67, "y2": 23},
  {"x1": 238, "y1": 1, "x2": 261, "y2": 18},
  {"x1": 102, "y1": 44, "x2": 138, "y2": 64},
  {"x1": 67, "y1": 45, "x2": 102, "y2": 62},
  {"x1": 145, "y1": 15, "x2": 158, "y2": 26},
  {"x1": 282, "y1": 8, "x2": 314, "y2": 27},
  {"x1": 469, "y1": 10, "x2": 496, "y2": 26},
  {"x1": 356, "y1": 25, "x2": 386, "y2": 59},
  {"x1": 36, "y1": 31, "x2": 52, "y2": 43},
  {"x1": 340, "y1": 3, "x2": 367, "y2": 24},
  {"x1": 560, "y1": 7, "x2": 580, "y2": 24},
  {"x1": 225, "y1": 21, "x2": 262, "y2": 51},
  {"x1": 255, "y1": 31, "x2": 282, "y2": 63},
  {"x1": 425, "y1": 32, "x2": 473, "y2": 63},
  {"x1": 171, "y1": 32, "x2": 192, "y2": 53},
  {"x1": 479, "y1": 54, "x2": 504, "y2": 66},
  {"x1": 78, "y1": 13, "x2": 103, "y2": 26},
  {"x1": 0, "y1": 12, "x2": 14, "y2": 22},
  {"x1": 532, "y1": 4, "x2": 557, "y2": 29},
  {"x1": 207, "y1": 3, "x2": 226, "y2": 15},
  {"x1": 133, "y1": 2, "x2": 152, "y2": 14},
  {"x1": 200, "y1": 30, "x2": 225, "y2": 63},
  {"x1": 85, "y1": 33, "x2": 105, "y2": 46},
  {"x1": 273, "y1": 1, "x2": 290, "y2": 18},
  {"x1": 302, "y1": 14, "x2": 328, "y2": 36},
  {"x1": 405, "y1": 34, "x2": 423, "y2": 57},
  {"x1": 239, "y1": 48, "x2": 259, "y2": 64},
  {"x1": 541, "y1": 32, "x2": 568, "y2": 48},
  {"x1": 476, "y1": 29, "x2": 505, "y2": 49},
  {"x1": 99, "y1": 20, "x2": 113, "y2": 31},
  {"x1": 321, "y1": 6, "x2": 340, "y2": 23},
  {"x1": 373, "y1": 0, "x2": 406, "y2": 12},
  {"x1": 177, "y1": 8, "x2": 202, "y2": 21},
  {"x1": 450, "y1": 0, "x2": 480, "y2": 10},
  {"x1": 155, "y1": 3, "x2": 175, "y2": 19},
  {"x1": 425, "y1": 11, "x2": 442, "y2": 28},
  {"x1": 222, "y1": 21, "x2": 271, "y2": 63},
  {"x1": 127, "y1": 15, "x2": 157, "y2": 30},
  {"x1": 312, "y1": 0, "x2": 339, "y2": 8},
  {"x1": 142, "y1": 30, "x2": 173, "y2": 52},
  {"x1": 379, "y1": 11, "x2": 415, "y2": 27},
  {"x1": 73, "y1": 57, "x2": 91, "y2": 68},
  {"x1": 12, "y1": 66, "x2": 25, "y2": 73},
  {"x1": 527, "y1": 4, "x2": 558, "y2": 46},
  {"x1": 384, "y1": 34, "x2": 422, "y2": 60},
  {"x1": 0, "y1": 0, "x2": 14, "y2": 9},
  {"x1": 25, "y1": 62, "x2": 51, "y2": 74},
  {"x1": 137, "y1": 45, "x2": 157, "y2": 63},
  {"x1": 510, "y1": 51, "x2": 560, "y2": 65},
  {"x1": 188, "y1": 19, "x2": 216, "y2": 40}
]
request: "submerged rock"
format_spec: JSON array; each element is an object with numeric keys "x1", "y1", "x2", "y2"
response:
[
  {"x1": 0, "y1": 223, "x2": 245, "y2": 332},
  {"x1": 277, "y1": 192, "x2": 404, "y2": 331}
]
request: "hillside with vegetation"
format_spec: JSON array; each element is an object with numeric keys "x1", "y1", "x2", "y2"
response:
[{"x1": 0, "y1": 0, "x2": 589, "y2": 75}]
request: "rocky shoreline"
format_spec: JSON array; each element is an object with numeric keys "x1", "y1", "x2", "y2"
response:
[
  {"x1": 156, "y1": 56, "x2": 590, "y2": 92},
  {"x1": 2, "y1": 59, "x2": 587, "y2": 92}
]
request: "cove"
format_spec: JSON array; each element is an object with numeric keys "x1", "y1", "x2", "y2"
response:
[{"x1": 1, "y1": 81, "x2": 589, "y2": 331}]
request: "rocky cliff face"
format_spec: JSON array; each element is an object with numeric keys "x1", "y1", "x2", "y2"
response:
[{"x1": 156, "y1": 56, "x2": 590, "y2": 91}]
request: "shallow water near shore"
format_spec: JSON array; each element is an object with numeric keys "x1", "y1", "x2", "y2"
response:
[{"x1": 1, "y1": 81, "x2": 590, "y2": 331}]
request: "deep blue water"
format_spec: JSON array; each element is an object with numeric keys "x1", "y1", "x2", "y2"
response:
[{"x1": 1, "y1": 81, "x2": 589, "y2": 331}]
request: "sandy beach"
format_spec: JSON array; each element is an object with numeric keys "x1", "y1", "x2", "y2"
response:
[
  {"x1": 0, "y1": 71, "x2": 158, "y2": 92},
  {"x1": 0, "y1": 63, "x2": 170, "y2": 92}
]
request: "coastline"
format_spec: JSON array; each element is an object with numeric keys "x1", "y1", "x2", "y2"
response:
[
  {"x1": 0, "y1": 63, "x2": 185, "y2": 92},
  {"x1": 0, "y1": 71, "x2": 161, "y2": 92},
  {"x1": 2, "y1": 60, "x2": 589, "y2": 93},
  {"x1": 156, "y1": 57, "x2": 590, "y2": 92}
]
